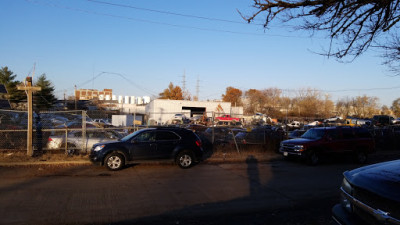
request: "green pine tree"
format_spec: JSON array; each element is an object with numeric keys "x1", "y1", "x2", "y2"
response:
[
  {"x1": 33, "y1": 74, "x2": 57, "y2": 110},
  {"x1": 0, "y1": 66, "x2": 26, "y2": 105}
]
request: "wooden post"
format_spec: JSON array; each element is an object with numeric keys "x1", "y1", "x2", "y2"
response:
[{"x1": 17, "y1": 77, "x2": 41, "y2": 156}]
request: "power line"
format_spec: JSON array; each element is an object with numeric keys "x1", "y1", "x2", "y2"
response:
[
  {"x1": 86, "y1": 0, "x2": 263, "y2": 26},
  {"x1": 25, "y1": 0, "x2": 310, "y2": 38},
  {"x1": 53, "y1": 71, "x2": 158, "y2": 96}
]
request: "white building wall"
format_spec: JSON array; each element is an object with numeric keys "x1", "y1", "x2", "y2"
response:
[
  {"x1": 143, "y1": 96, "x2": 151, "y2": 104},
  {"x1": 145, "y1": 99, "x2": 235, "y2": 124},
  {"x1": 137, "y1": 97, "x2": 143, "y2": 105},
  {"x1": 124, "y1": 96, "x2": 130, "y2": 104}
]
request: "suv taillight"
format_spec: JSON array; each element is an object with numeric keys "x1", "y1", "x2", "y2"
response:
[{"x1": 195, "y1": 139, "x2": 202, "y2": 147}]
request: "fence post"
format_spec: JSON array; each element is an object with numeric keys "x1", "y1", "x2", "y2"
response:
[
  {"x1": 212, "y1": 111, "x2": 215, "y2": 144},
  {"x1": 17, "y1": 77, "x2": 41, "y2": 156},
  {"x1": 231, "y1": 128, "x2": 240, "y2": 154},
  {"x1": 82, "y1": 110, "x2": 86, "y2": 153},
  {"x1": 65, "y1": 128, "x2": 68, "y2": 154}
]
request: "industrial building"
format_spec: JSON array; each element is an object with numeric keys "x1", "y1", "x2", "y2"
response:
[
  {"x1": 145, "y1": 99, "x2": 243, "y2": 125},
  {"x1": 75, "y1": 89, "x2": 112, "y2": 101}
]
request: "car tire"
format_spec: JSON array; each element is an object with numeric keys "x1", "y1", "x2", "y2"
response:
[
  {"x1": 307, "y1": 150, "x2": 319, "y2": 166},
  {"x1": 354, "y1": 151, "x2": 368, "y2": 164},
  {"x1": 104, "y1": 152, "x2": 125, "y2": 171},
  {"x1": 176, "y1": 151, "x2": 194, "y2": 169},
  {"x1": 64, "y1": 143, "x2": 77, "y2": 156}
]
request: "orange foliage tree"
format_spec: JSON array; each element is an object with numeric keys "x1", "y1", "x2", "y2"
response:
[
  {"x1": 158, "y1": 82, "x2": 184, "y2": 100},
  {"x1": 222, "y1": 87, "x2": 243, "y2": 106}
]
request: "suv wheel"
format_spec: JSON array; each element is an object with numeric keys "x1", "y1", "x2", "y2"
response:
[
  {"x1": 105, "y1": 153, "x2": 125, "y2": 171},
  {"x1": 176, "y1": 151, "x2": 194, "y2": 169},
  {"x1": 307, "y1": 151, "x2": 319, "y2": 166}
]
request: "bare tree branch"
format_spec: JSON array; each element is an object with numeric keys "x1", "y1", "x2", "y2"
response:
[{"x1": 244, "y1": 0, "x2": 400, "y2": 64}]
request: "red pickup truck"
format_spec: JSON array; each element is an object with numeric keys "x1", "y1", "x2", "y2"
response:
[{"x1": 215, "y1": 114, "x2": 240, "y2": 123}]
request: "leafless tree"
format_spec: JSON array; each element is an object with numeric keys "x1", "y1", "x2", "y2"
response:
[{"x1": 244, "y1": 0, "x2": 400, "y2": 65}]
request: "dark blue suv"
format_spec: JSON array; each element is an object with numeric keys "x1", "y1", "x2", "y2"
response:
[{"x1": 90, "y1": 127, "x2": 204, "y2": 170}]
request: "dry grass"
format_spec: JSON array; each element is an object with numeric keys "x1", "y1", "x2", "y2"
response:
[
  {"x1": 0, "y1": 151, "x2": 89, "y2": 163},
  {"x1": 0, "y1": 146, "x2": 280, "y2": 164}
]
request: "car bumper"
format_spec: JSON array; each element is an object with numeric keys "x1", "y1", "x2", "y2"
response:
[
  {"x1": 89, "y1": 151, "x2": 104, "y2": 165},
  {"x1": 332, "y1": 204, "x2": 363, "y2": 225},
  {"x1": 279, "y1": 148, "x2": 305, "y2": 157}
]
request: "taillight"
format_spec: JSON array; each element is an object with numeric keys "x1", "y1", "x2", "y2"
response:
[{"x1": 195, "y1": 139, "x2": 202, "y2": 147}]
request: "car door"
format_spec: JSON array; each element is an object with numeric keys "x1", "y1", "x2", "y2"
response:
[
  {"x1": 154, "y1": 130, "x2": 180, "y2": 159},
  {"x1": 323, "y1": 128, "x2": 344, "y2": 154},
  {"x1": 337, "y1": 127, "x2": 355, "y2": 153},
  {"x1": 128, "y1": 130, "x2": 157, "y2": 160}
]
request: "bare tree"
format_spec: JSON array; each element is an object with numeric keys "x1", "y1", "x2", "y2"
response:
[
  {"x1": 381, "y1": 34, "x2": 400, "y2": 75},
  {"x1": 392, "y1": 97, "x2": 400, "y2": 116},
  {"x1": 336, "y1": 97, "x2": 352, "y2": 118},
  {"x1": 244, "y1": 89, "x2": 266, "y2": 114},
  {"x1": 262, "y1": 88, "x2": 282, "y2": 117},
  {"x1": 244, "y1": 0, "x2": 400, "y2": 63}
]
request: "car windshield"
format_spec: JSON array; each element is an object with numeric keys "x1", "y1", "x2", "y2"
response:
[
  {"x1": 120, "y1": 129, "x2": 147, "y2": 142},
  {"x1": 301, "y1": 129, "x2": 325, "y2": 139}
]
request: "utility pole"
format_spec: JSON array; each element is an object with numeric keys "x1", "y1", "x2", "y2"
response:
[
  {"x1": 17, "y1": 77, "x2": 41, "y2": 156},
  {"x1": 181, "y1": 70, "x2": 186, "y2": 92},
  {"x1": 196, "y1": 75, "x2": 200, "y2": 101},
  {"x1": 74, "y1": 85, "x2": 77, "y2": 110}
]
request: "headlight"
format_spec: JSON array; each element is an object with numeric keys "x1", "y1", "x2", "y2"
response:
[
  {"x1": 342, "y1": 178, "x2": 352, "y2": 195},
  {"x1": 94, "y1": 145, "x2": 105, "y2": 152},
  {"x1": 294, "y1": 145, "x2": 304, "y2": 151},
  {"x1": 341, "y1": 178, "x2": 353, "y2": 212}
]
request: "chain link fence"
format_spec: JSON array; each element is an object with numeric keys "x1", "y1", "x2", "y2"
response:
[{"x1": 0, "y1": 109, "x2": 398, "y2": 155}]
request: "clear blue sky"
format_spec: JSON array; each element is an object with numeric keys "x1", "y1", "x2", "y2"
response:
[{"x1": 1, "y1": 0, "x2": 399, "y2": 106}]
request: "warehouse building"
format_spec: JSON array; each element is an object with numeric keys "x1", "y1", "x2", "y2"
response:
[{"x1": 145, "y1": 99, "x2": 243, "y2": 125}]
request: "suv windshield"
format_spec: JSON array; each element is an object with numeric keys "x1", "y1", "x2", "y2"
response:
[
  {"x1": 301, "y1": 129, "x2": 325, "y2": 139},
  {"x1": 120, "y1": 129, "x2": 148, "y2": 142}
]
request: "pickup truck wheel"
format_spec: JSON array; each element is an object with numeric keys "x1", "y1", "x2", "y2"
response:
[
  {"x1": 354, "y1": 151, "x2": 368, "y2": 164},
  {"x1": 176, "y1": 151, "x2": 194, "y2": 169},
  {"x1": 307, "y1": 151, "x2": 319, "y2": 166},
  {"x1": 105, "y1": 153, "x2": 125, "y2": 171}
]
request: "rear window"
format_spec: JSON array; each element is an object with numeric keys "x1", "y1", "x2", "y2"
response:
[{"x1": 156, "y1": 131, "x2": 180, "y2": 141}]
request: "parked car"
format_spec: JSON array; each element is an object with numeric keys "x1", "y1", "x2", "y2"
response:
[
  {"x1": 234, "y1": 126, "x2": 284, "y2": 151},
  {"x1": 56, "y1": 121, "x2": 98, "y2": 129},
  {"x1": 286, "y1": 121, "x2": 301, "y2": 131},
  {"x1": 47, "y1": 129, "x2": 123, "y2": 153},
  {"x1": 372, "y1": 115, "x2": 395, "y2": 126},
  {"x1": 279, "y1": 126, "x2": 375, "y2": 165},
  {"x1": 235, "y1": 126, "x2": 274, "y2": 146},
  {"x1": 92, "y1": 119, "x2": 113, "y2": 128},
  {"x1": 332, "y1": 160, "x2": 400, "y2": 225},
  {"x1": 202, "y1": 127, "x2": 243, "y2": 146},
  {"x1": 185, "y1": 124, "x2": 208, "y2": 133},
  {"x1": 89, "y1": 127, "x2": 204, "y2": 170}
]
